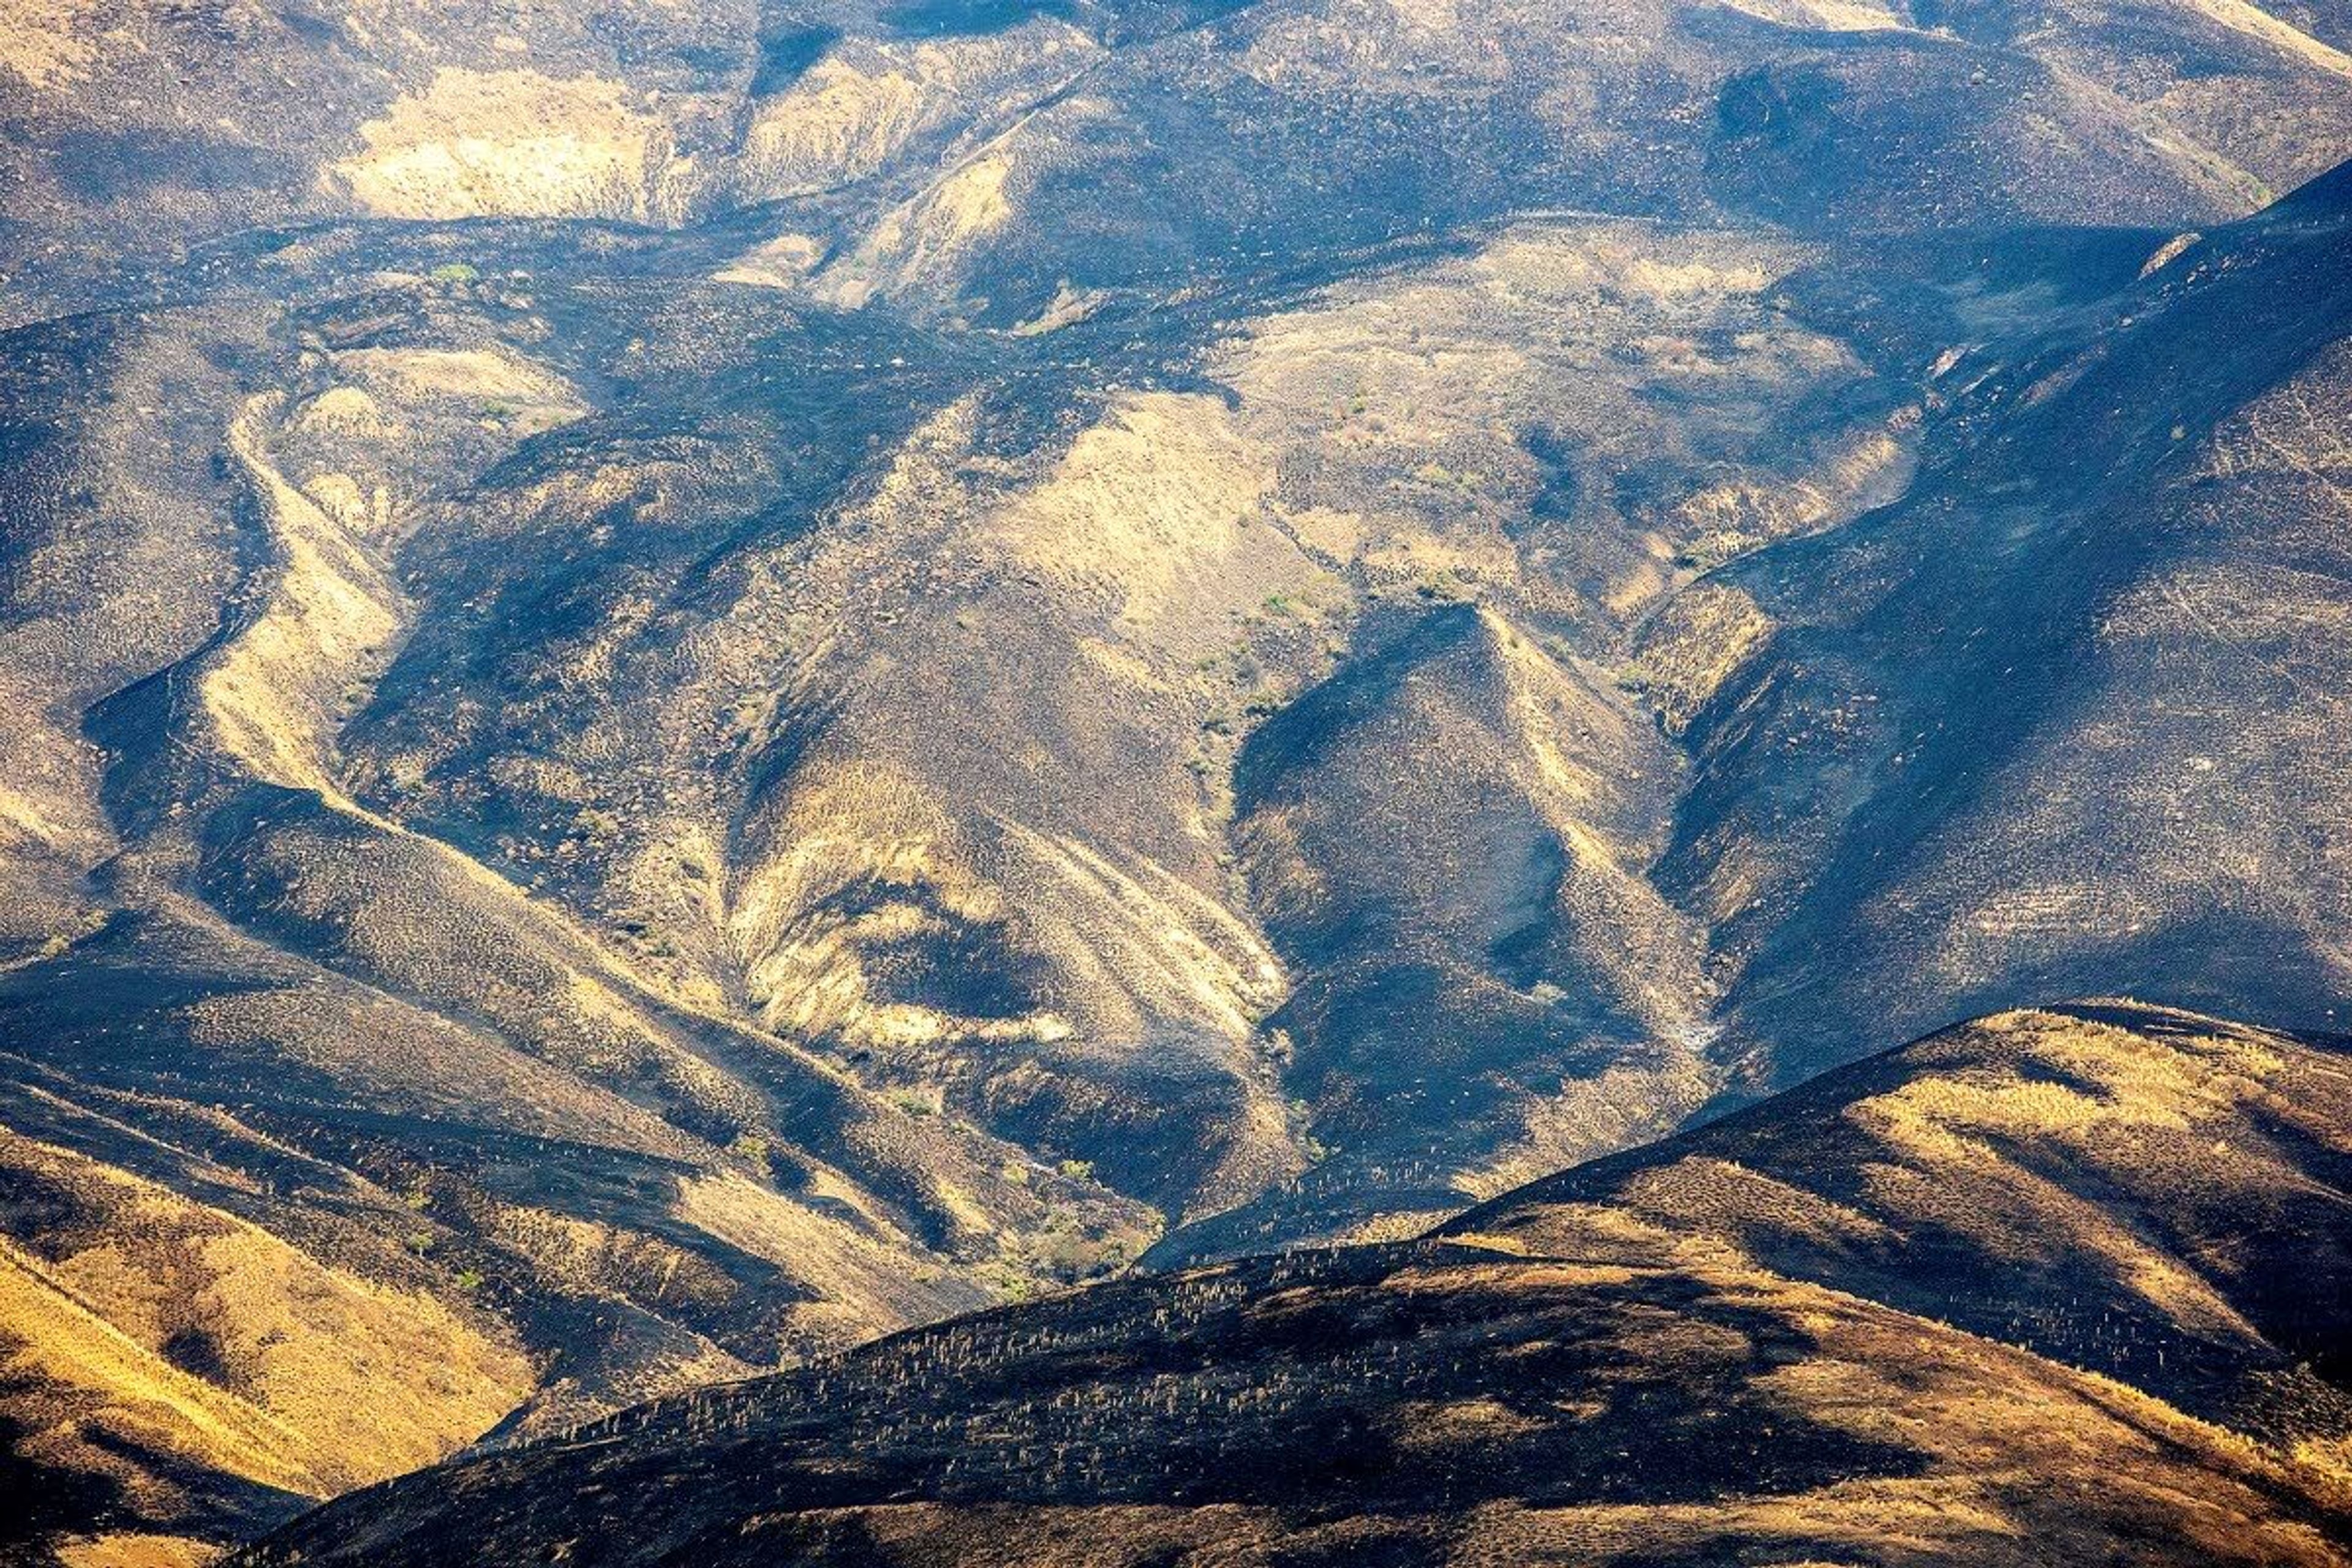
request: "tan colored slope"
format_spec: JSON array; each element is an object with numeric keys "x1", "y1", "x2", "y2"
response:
[
  {"x1": 725, "y1": 22, "x2": 1102, "y2": 219},
  {"x1": 0, "y1": 1126, "x2": 533, "y2": 1493},
  {"x1": 200, "y1": 395, "x2": 405, "y2": 809},
  {"x1": 1215, "y1": 219, "x2": 1904, "y2": 630},
  {"x1": 2179, "y1": 0, "x2": 2352, "y2": 77},
  {"x1": 0, "y1": 1125, "x2": 535, "y2": 1568},
  {"x1": 0, "y1": 1244, "x2": 322, "y2": 1504},
  {"x1": 331, "y1": 69, "x2": 681, "y2": 224},
  {"x1": 1450, "y1": 1002, "x2": 2352, "y2": 1475}
]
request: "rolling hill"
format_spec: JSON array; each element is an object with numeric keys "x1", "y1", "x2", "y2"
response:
[{"x1": 232, "y1": 1003, "x2": 2352, "y2": 1568}]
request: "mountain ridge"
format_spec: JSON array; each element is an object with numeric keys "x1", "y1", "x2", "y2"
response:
[{"x1": 228, "y1": 1000, "x2": 2352, "y2": 1568}]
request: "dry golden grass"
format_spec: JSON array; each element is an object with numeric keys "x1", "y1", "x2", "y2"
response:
[
  {"x1": 55, "y1": 1534, "x2": 219, "y2": 1568},
  {"x1": 989, "y1": 394, "x2": 1297, "y2": 662},
  {"x1": 0, "y1": 1238, "x2": 323, "y2": 1502},
  {"x1": 332, "y1": 69, "x2": 677, "y2": 222},
  {"x1": 199, "y1": 396, "x2": 402, "y2": 807},
  {"x1": 0, "y1": 1129, "x2": 533, "y2": 1496}
]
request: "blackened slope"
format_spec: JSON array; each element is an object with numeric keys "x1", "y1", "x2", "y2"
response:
[{"x1": 1668, "y1": 156, "x2": 2352, "y2": 1087}]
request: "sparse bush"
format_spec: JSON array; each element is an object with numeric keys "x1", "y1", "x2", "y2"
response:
[{"x1": 1416, "y1": 570, "x2": 1468, "y2": 602}]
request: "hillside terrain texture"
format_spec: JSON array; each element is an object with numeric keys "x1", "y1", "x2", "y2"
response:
[
  {"x1": 2, "y1": 0, "x2": 2351, "y2": 1560},
  {"x1": 241, "y1": 1004, "x2": 2352, "y2": 1567}
]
